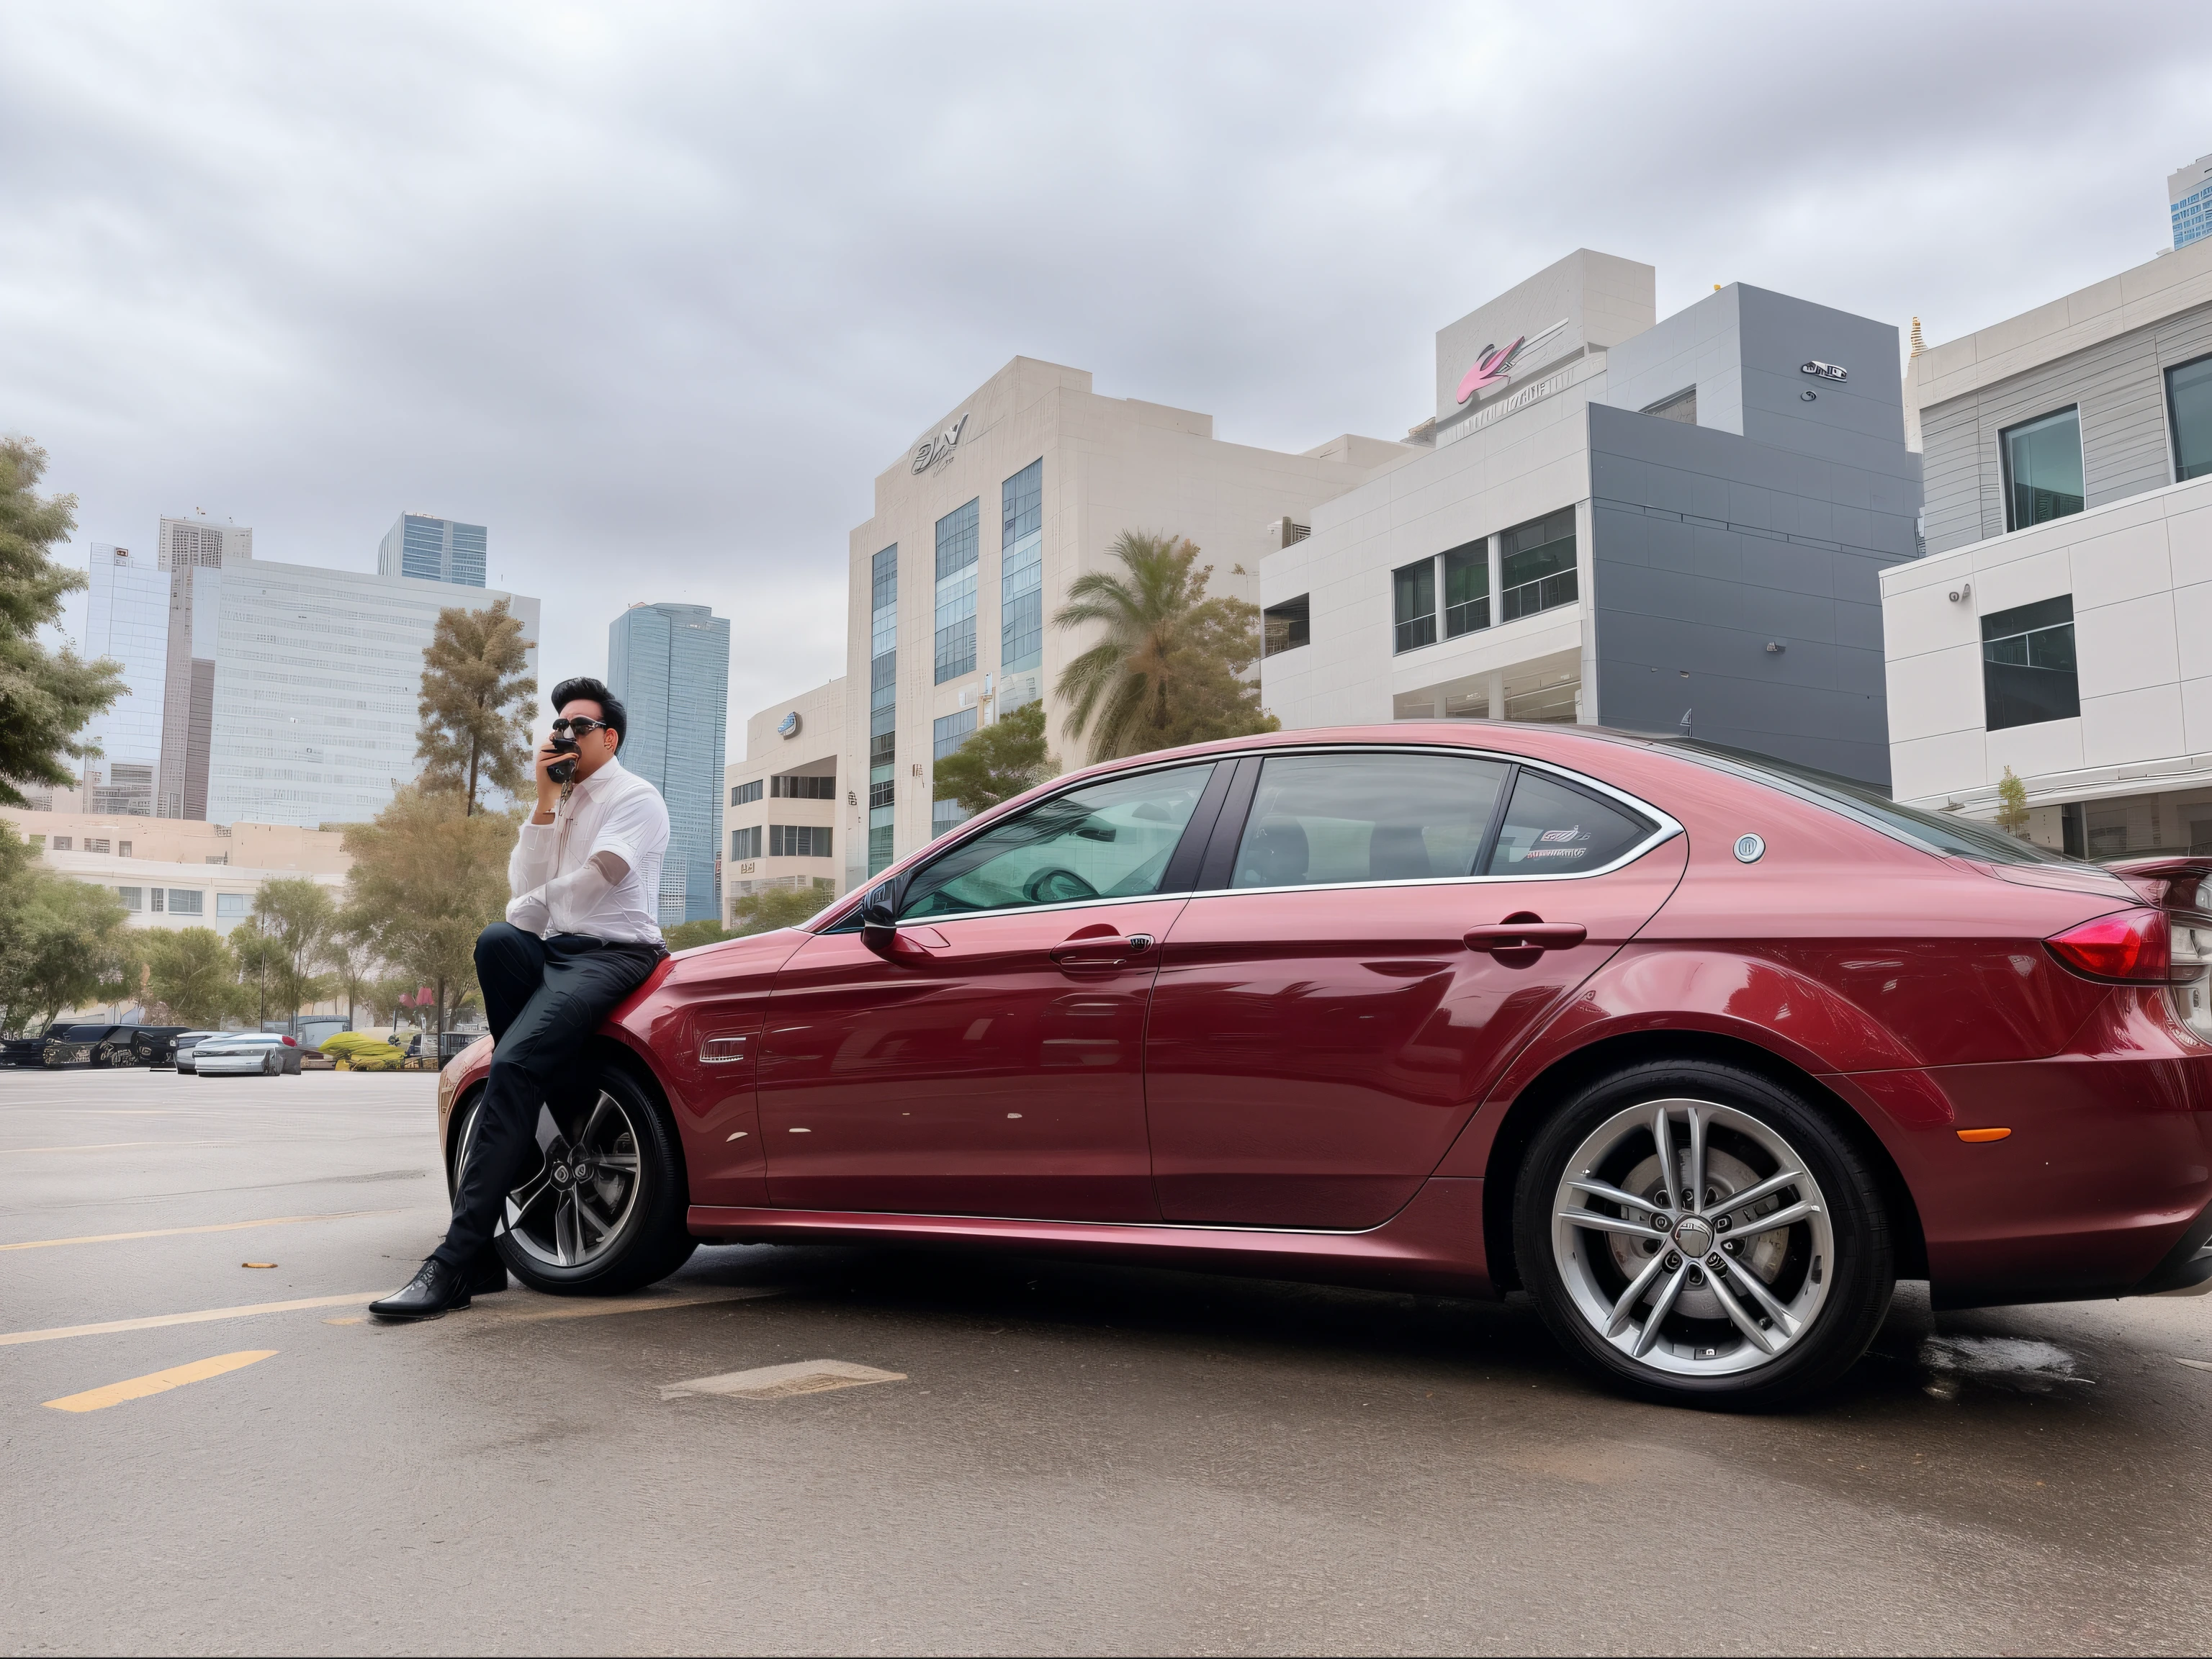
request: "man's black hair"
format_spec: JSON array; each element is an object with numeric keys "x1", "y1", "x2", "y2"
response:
[{"x1": 551, "y1": 675, "x2": 626, "y2": 750}]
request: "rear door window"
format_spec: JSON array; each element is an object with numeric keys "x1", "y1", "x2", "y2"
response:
[
  {"x1": 1228, "y1": 751, "x2": 1510, "y2": 889},
  {"x1": 1483, "y1": 769, "x2": 1655, "y2": 875}
]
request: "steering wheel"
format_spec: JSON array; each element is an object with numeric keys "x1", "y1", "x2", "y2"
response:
[{"x1": 1023, "y1": 866, "x2": 1098, "y2": 904}]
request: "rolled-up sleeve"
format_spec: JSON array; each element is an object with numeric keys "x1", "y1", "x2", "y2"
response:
[{"x1": 588, "y1": 781, "x2": 669, "y2": 876}]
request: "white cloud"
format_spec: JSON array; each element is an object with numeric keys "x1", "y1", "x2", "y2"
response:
[{"x1": 4, "y1": 0, "x2": 2206, "y2": 746}]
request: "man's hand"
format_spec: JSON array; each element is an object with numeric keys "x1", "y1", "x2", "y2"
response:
[{"x1": 532, "y1": 739, "x2": 567, "y2": 821}]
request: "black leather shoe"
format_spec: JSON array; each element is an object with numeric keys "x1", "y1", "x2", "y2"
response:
[
  {"x1": 464, "y1": 1243, "x2": 508, "y2": 1296},
  {"x1": 367, "y1": 1258, "x2": 472, "y2": 1321}
]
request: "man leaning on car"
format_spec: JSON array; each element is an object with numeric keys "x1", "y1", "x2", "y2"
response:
[{"x1": 369, "y1": 675, "x2": 670, "y2": 1321}]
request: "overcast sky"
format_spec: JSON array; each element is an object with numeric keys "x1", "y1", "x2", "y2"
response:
[{"x1": 5, "y1": 1, "x2": 2208, "y2": 751}]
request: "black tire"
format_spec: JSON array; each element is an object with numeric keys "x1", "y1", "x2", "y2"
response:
[
  {"x1": 456, "y1": 1060, "x2": 696, "y2": 1297},
  {"x1": 1512, "y1": 1058, "x2": 1894, "y2": 1410}
]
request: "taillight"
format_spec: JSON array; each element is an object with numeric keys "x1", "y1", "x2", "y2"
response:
[
  {"x1": 282, "y1": 1035, "x2": 297, "y2": 1047},
  {"x1": 2046, "y1": 909, "x2": 2172, "y2": 981}
]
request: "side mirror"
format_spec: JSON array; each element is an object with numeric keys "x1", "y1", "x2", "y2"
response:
[{"x1": 860, "y1": 899, "x2": 899, "y2": 960}]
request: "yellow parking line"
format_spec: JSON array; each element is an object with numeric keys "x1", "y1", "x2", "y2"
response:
[
  {"x1": 0, "y1": 1210, "x2": 400, "y2": 1253},
  {"x1": 44, "y1": 1350, "x2": 276, "y2": 1413},
  {"x1": 0, "y1": 1292, "x2": 379, "y2": 1347}
]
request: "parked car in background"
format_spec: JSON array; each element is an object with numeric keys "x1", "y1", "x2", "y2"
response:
[
  {"x1": 438, "y1": 721, "x2": 2212, "y2": 1408},
  {"x1": 170, "y1": 1031, "x2": 227, "y2": 1074},
  {"x1": 191, "y1": 1033, "x2": 303, "y2": 1077},
  {"x1": 120, "y1": 1026, "x2": 192, "y2": 1068},
  {"x1": 41, "y1": 1025, "x2": 139, "y2": 1069},
  {"x1": 2, "y1": 1024, "x2": 68, "y2": 1067},
  {"x1": 405, "y1": 1030, "x2": 480, "y2": 1070}
]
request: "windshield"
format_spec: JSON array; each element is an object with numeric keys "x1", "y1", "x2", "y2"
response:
[{"x1": 1654, "y1": 739, "x2": 2074, "y2": 866}]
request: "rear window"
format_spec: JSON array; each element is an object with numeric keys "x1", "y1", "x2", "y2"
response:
[
  {"x1": 1231, "y1": 752, "x2": 1511, "y2": 889},
  {"x1": 1656, "y1": 739, "x2": 2073, "y2": 866}
]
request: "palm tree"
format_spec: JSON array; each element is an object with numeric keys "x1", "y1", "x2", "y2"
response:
[{"x1": 1051, "y1": 531, "x2": 1275, "y2": 763}]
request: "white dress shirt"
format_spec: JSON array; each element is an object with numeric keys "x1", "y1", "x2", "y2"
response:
[{"x1": 505, "y1": 756, "x2": 670, "y2": 945}]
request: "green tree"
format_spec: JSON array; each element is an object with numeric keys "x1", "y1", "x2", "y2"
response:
[
  {"x1": 323, "y1": 909, "x2": 382, "y2": 1029},
  {"x1": 415, "y1": 597, "x2": 538, "y2": 814},
  {"x1": 662, "y1": 917, "x2": 731, "y2": 951},
  {"x1": 732, "y1": 884, "x2": 830, "y2": 936},
  {"x1": 933, "y1": 698, "x2": 1056, "y2": 814},
  {"x1": 1995, "y1": 766, "x2": 2031, "y2": 839},
  {"x1": 143, "y1": 927, "x2": 246, "y2": 1028},
  {"x1": 1052, "y1": 531, "x2": 1277, "y2": 763},
  {"x1": 0, "y1": 820, "x2": 42, "y2": 1032},
  {"x1": 251, "y1": 877, "x2": 338, "y2": 1033},
  {"x1": 342, "y1": 785, "x2": 518, "y2": 1054},
  {"x1": 14, "y1": 877, "x2": 135, "y2": 1028},
  {"x1": 0, "y1": 438, "x2": 125, "y2": 805},
  {"x1": 230, "y1": 919, "x2": 287, "y2": 1030}
]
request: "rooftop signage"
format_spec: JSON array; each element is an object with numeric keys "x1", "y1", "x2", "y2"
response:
[
  {"x1": 1455, "y1": 318, "x2": 1570, "y2": 405},
  {"x1": 911, "y1": 412, "x2": 970, "y2": 474}
]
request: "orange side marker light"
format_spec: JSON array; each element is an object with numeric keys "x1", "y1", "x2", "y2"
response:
[{"x1": 1956, "y1": 1128, "x2": 2012, "y2": 1143}]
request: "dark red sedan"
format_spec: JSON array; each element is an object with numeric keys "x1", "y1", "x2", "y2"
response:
[{"x1": 436, "y1": 724, "x2": 2212, "y2": 1406}]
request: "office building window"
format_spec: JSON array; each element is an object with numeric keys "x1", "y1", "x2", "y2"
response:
[
  {"x1": 86, "y1": 838, "x2": 109, "y2": 854},
  {"x1": 2170, "y1": 356, "x2": 2212, "y2": 482},
  {"x1": 932, "y1": 798, "x2": 973, "y2": 838},
  {"x1": 117, "y1": 840, "x2": 131, "y2": 858},
  {"x1": 115, "y1": 886, "x2": 142, "y2": 912},
  {"x1": 1263, "y1": 593, "x2": 1310, "y2": 657},
  {"x1": 732, "y1": 825, "x2": 762, "y2": 860},
  {"x1": 51, "y1": 835, "x2": 71, "y2": 852},
  {"x1": 731, "y1": 780, "x2": 763, "y2": 806},
  {"x1": 150, "y1": 887, "x2": 163, "y2": 911},
  {"x1": 1002, "y1": 459, "x2": 1044, "y2": 673},
  {"x1": 217, "y1": 892, "x2": 247, "y2": 917},
  {"x1": 1393, "y1": 559, "x2": 1437, "y2": 653},
  {"x1": 770, "y1": 824, "x2": 832, "y2": 858},
  {"x1": 1501, "y1": 509, "x2": 1577, "y2": 621},
  {"x1": 1443, "y1": 538, "x2": 1491, "y2": 638},
  {"x1": 869, "y1": 544, "x2": 897, "y2": 875},
  {"x1": 2002, "y1": 408, "x2": 2085, "y2": 530},
  {"x1": 934, "y1": 498, "x2": 980, "y2": 684},
  {"x1": 932, "y1": 708, "x2": 976, "y2": 760},
  {"x1": 770, "y1": 775, "x2": 835, "y2": 799},
  {"x1": 168, "y1": 889, "x2": 203, "y2": 916},
  {"x1": 1982, "y1": 595, "x2": 2080, "y2": 731}
]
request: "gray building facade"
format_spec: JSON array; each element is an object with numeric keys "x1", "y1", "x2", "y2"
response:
[
  {"x1": 1262, "y1": 256, "x2": 1921, "y2": 786},
  {"x1": 607, "y1": 601, "x2": 730, "y2": 928}
]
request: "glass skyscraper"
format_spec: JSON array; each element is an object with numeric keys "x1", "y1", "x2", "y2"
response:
[
  {"x1": 82, "y1": 544, "x2": 170, "y2": 814},
  {"x1": 378, "y1": 513, "x2": 487, "y2": 587},
  {"x1": 608, "y1": 601, "x2": 731, "y2": 927}
]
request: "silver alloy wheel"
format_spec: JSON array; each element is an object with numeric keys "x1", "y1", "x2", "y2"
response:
[
  {"x1": 494, "y1": 1092, "x2": 644, "y2": 1270},
  {"x1": 1550, "y1": 1097, "x2": 1834, "y2": 1378},
  {"x1": 262, "y1": 1050, "x2": 282, "y2": 1076}
]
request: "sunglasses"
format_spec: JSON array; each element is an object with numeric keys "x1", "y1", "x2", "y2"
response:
[{"x1": 550, "y1": 716, "x2": 611, "y2": 737}]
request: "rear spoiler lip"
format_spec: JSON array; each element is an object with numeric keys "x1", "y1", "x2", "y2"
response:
[{"x1": 2105, "y1": 855, "x2": 2212, "y2": 913}]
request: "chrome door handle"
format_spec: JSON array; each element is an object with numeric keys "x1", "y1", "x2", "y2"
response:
[
  {"x1": 1463, "y1": 921, "x2": 1587, "y2": 956},
  {"x1": 1049, "y1": 933, "x2": 1156, "y2": 968},
  {"x1": 698, "y1": 1035, "x2": 750, "y2": 1064}
]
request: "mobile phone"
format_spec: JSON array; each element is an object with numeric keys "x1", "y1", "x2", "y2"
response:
[{"x1": 547, "y1": 734, "x2": 580, "y2": 784}]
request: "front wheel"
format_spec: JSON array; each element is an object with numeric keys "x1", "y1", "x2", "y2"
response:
[
  {"x1": 454, "y1": 1062, "x2": 696, "y2": 1296},
  {"x1": 1513, "y1": 1059, "x2": 1894, "y2": 1409}
]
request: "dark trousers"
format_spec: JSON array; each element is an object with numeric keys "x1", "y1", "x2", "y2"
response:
[{"x1": 432, "y1": 922, "x2": 665, "y2": 1270}]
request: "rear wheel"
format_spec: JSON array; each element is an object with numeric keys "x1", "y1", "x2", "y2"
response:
[
  {"x1": 96, "y1": 1042, "x2": 132, "y2": 1069},
  {"x1": 1514, "y1": 1059, "x2": 1894, "y2": 1409},
  {"x1": 261, "y1": 1051, "x2": 282, "y2": 1076},
  {"x1": 455, "y1": 1061, "x2": 696, "y2": 1296}
]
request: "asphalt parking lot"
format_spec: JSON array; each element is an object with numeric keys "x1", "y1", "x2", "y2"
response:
[{"x1": 4, "y1": 1065, "x2": 2212, "y2": 1655}]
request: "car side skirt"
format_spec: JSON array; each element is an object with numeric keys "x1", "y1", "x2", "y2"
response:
[{"x1": 688, "y1": 1175, "x2": 1493, "y2": 1297}]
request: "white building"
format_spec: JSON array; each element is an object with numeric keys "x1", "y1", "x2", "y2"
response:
[
  {"x1": 724, "y1": 677, "x2": 845, "y2": 920},
  {"x1": 840, "y1": 356, "x2": 1395, "y2": 888},
  {"x1": 199, "y1": 560, "x2": 539, "y2": 827},
  {"x1": 1881, "y1": 235, "x2": 2212, "y2": 853}
]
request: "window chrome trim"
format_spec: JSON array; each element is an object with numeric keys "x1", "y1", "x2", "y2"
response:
[{"x1": 817, "y1": 739, "x2": 1684, "y2": 932}]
